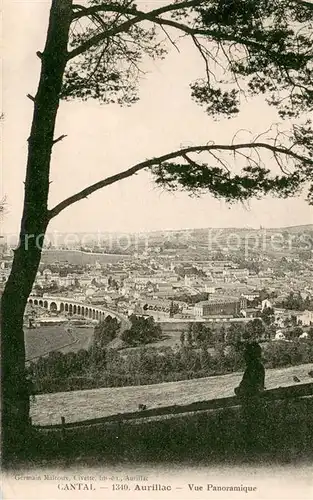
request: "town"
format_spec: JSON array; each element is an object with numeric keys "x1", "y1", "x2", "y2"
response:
[
  {"x1": 1, "y1": 226, "x2": 313, "y2": 398},
  {"x1": 2, "y1": 227, "x2": 313, "y2": 334}
]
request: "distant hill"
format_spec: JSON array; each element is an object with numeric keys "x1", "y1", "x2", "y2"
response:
[
  {"x1": 141, "y1": 223, "x2": 313, "y2": 232},
  {"x1": 149, "y1": 224, "x2": 313, "y2": 236},
  {"x1": 132, "y1": 224, "x2": 313, "y2": 255},
  {"x1": 2, "y1": 224, "x2": 313, "y2": 246},
  {"x1": 271, "y1": 224, "x2": 313, "y2": 233}
]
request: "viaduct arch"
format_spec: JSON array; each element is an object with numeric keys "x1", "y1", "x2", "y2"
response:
[{"x1": 28, "y1": 295, "x2": 118, "y2": 322}]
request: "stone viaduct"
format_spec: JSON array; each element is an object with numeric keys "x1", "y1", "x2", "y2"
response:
[{"x1": 28, "y1": 295, "x2": 118, "y2": 322}]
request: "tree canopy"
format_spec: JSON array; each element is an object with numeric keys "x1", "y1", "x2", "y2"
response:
[{"x1": 44, "y1": 0, "x2": 313, "y2": 221}]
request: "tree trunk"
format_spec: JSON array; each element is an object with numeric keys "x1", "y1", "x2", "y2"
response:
[{"x1": 1, "y1": 0, "x2": 73, "y2": 464}]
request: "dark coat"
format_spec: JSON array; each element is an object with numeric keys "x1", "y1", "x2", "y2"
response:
[{"x1": 235, "y1": 360, "x2": 265, "y2": 398}]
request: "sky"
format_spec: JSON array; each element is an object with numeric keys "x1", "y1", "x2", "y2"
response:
[{"x1": 2, "y1": 0, "x2": 313, "y2": 236}]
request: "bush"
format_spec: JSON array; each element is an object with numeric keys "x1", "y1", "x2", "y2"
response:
[{"x1": 29, "y1": 337, "x2": 313, "y2": 394}]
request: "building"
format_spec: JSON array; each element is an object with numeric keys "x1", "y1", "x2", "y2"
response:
[
  {"x1": 230, "y1": 269, "x2": 250, "y2": 280},
  {"x1": 240, "y1": 307, "x2": 260, "y2": 319},
  {"x1": 261, "y1": 299, "x2": 272, "y2": 311},
  {"x1": 274, "y1": 330, "x2": 286, "y2": 341},
  {"x1": 142, "y1": 298, "x2": 172, "y2": 315},
  {"x1": 295, "y1": 310, "x2": 313, "y2": 326},
  {"x1": 242, "y1": 293, "x2": 260, "y2": 302},
  {"x1": 299, "y1": 331, "x2": 309, "y2": 339},
  {"x1": 194, "y1": 295, "x2": 247, "y2": 318}
]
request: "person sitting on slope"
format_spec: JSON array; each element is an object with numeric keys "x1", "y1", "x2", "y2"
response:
[{"x1": 235, "y1": 342, "x2": 265, "y2": 398}]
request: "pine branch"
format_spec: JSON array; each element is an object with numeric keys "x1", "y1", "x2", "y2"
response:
[
  {"x1": 68, "y1": 1, "x2": 276, "y2": 61},
  {"x1": 72, "y1": 0, "x2": 205, "y2": 21},
  {"x1": 48, "y1": 141, "x2": 312, "y2": 220}
]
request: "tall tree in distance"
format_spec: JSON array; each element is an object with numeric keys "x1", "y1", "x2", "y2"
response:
[{"x1": 2, "y1": 0, "x2": 313, "y2": 461}]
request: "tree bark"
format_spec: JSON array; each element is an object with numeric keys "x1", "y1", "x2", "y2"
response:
[{"x1": 0, "y1": 0, "x2": 73, "y2": 464}]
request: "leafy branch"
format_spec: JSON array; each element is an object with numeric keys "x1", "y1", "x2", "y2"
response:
[
  {"x1": 48, "y1": 138, "x2": 313, "y2": 219},
  {"x1": 64, "y1": 1, "x2": 313, "y2": 117}
]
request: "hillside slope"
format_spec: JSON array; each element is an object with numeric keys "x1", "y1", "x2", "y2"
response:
[{"x1": 31, "y1": 363, "x2": 313, "y2": 426}]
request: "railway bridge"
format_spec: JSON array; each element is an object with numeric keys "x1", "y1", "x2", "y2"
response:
[{"x1": 28, "y1": 295, "x2": 119, "y2": 322}]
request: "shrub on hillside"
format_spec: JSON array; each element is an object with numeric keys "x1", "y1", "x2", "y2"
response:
[
  {"x1": 121, "y1": 315, "x2": 162, "y2": 346},
  {"x1": 29, "y1": 338, "x2": 313, "y2": 394}
]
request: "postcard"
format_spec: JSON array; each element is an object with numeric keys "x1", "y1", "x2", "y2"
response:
[{"x1": 1, "y1": 0, "x2": 313, "y2": 498}]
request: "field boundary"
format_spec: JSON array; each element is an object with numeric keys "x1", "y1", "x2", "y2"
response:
[{"x1": 33, "y1": 381, "x2": 313, "y2": 430}]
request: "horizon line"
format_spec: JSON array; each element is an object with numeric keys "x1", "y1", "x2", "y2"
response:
[{"x1": 1, "y1": 222, "x2": 313, "y2": 238}]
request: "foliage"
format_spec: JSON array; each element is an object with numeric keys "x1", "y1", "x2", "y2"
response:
[
  {"x1": 279, "y1": 291, "x2": 313, "y2": 311},
  {"x1": 121, "y1": 314, "x2": 162, "y2": 346},
  {"x1": 108, "y1": 276, "x2": 119, "y2": 290},
  {"x1": 94, "y1": 315, "x2": 120, "y2": 347},
  {"x1": 263, "y1": 339, "x2": 313, "y2": 367},
  {"x1": 287, "y1": 326, "x2": 304, "y2": 340},
  {"x1": 0, "y1": 196, "x2": 7, "y2": 219},
  {"x1": 225, "y1": 323, "x2": 242, "y2": 345},
  {"x1": 169, "y1": 292, "x2": 209, "y2": 305},
  {"x1": 49, "y1": 0, "x2": 313, "y2": 209},
  {"x1": 174, "y1": 266, "x2": 207, "y2": 279},
  {"x1": 183, "y1": 322, "x2": 214, "y2": 347},
  {"x1": 62, "y1": 2, "x2": 166, "y2": 105},
  {"x1": 194, "y1": 0, "x2": 313, "y2": 119},
  {"x1": 244, "y1": 318, "x2": 267, "y2": 341},
  {"x1": 28, "y1": 328, "x2": 313, "y2": 394},
  {"x1": 258, "y1": 307, "x2": 275, "y2": 326},
  {"x1": 169, "y1": 301, "x2": 180, "y2": 317}
]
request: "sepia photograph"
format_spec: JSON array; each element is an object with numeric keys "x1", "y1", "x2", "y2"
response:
[{"x1": 1, "y1": 0, "x2": 313, "y2": 498}]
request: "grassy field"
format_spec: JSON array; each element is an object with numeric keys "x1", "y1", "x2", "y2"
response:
[
  {"x1": 30, "y1": 362, "x2": 313, "y2": 426},
  {"x1": 41, "y1": 249, "x2": 131, "y2": 265},
  {"x1": 25, "y1": 326, "x2": 75, "y2": 361},
  {"x1": 57, "y1": 326, "x2": 94, "y2": 353},
  {"x1": 25, "y1": 326, "x2": 94, "y2": 361}
]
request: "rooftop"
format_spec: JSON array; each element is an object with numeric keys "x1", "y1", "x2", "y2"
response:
[{"x1": 195, "y1": 296, "x2": 243, "y2": 306}]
